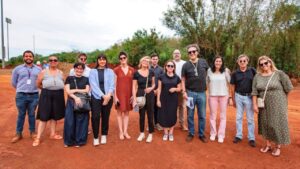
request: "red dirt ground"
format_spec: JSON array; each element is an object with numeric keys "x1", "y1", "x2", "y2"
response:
[{"x1": 0, "y1": 71, "x2": 299, "y2": 169}]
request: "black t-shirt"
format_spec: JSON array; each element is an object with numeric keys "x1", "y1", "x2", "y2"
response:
[
  {"x1": 230, "y1": 67, "x2": 256, "y2": 93},
  {"x1": 133, "y1": 69, "x2": 155, "y2": 96},
  {"x1": 181, "y1": 58, "x2": 209, "y2": 92},
  {"x1": 65, "y1": 76, "x2": 89, "y2": 89},
  {"x1": 159, "y1": 73, "x2": 181, "y2": 91},
  {"x1": 151, "y1": 65, "x2": 164, "y2": 90},
  {"x1": 97, "y1": 69, "x2": 105, "y2": 93}
]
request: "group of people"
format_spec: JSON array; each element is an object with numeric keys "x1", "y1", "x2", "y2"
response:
[{"x1": 11, "y1": 44, "x2": 293, "y2": 157}]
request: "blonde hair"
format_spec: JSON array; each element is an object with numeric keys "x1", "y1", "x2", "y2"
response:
[
  {"x1": 256, "y1": 55, "x2": 278, "y2": 74},
  {"x1": 138, "y1": 56, "x2": 151, "y2": 69}
]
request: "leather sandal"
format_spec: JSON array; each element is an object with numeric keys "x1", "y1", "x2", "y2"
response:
[
  {"x1": 49, "y1": 134, "x2": 63, "y2": 140},
  {"x1": 260, "y1": 145, "x2": 272, "y2": 153},
  {"x1": 271, "y1": 146, "x2": 281, "y2": 157},
  {"x1": 32, "y1": 138, "x2": 40, "y2": 147}
]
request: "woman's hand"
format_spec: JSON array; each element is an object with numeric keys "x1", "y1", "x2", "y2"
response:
[
  {"x1": 114, "y1": 97, "x2": 119, "y2": 105},
  {"x1": 228, "y1": 98, "x2": 233, "y2": 106},
  {"x1": 144, "y1": 87, "x2": 152, "y2": 94},
  {"x1": 183, "y1": 92, "x2": 188, "y2": 100},
  {"x1": 102, "y1": 95, "x2": 111, "y2": 106},
  {"x1": 157, "y1": 101, "x2": 161, "y2": 108},
  {"x1": 74, "y1": 97, "x2": 82, "y2": 107},
  {"x1": 169, "y1": 88, "x2": 177, "y2": 93}
]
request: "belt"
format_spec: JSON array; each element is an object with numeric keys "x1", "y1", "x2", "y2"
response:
[
  {"x1": 18, "y1": 92, "x2": 39, "y2": 95},
  {"x1": 236, "y1": 92, "x2": 251, "y2": 96}
]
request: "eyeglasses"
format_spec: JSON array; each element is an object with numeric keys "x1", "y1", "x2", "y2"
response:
[
  {"x1": 188, "y1": 50, "x2": 197, "y2": 55},
  {"x1": 239, "y1": 60, "x2": 247, "y2": 63},
  {"x1": 119, "y1": 57, "x2": 127, "y2": 60},
  {"x1": 80, "y1": 58, "x2": 87, "y2": 61},
  {"x1": 259, "y1": 61, "x2": 269, "y2": 67},
  {"x1": 49, "y1": 59, "x2": 58, "y2": 62},
  {"x1": 166, "y1": 64, "x2": 174, "y2": 68}
]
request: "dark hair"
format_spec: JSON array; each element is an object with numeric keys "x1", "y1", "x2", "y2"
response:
[
  {"x1": 211, "y1": 56, "x2": 225, "y2": 73},
  {"x1": 73, "y1": 62, "x2": 85, "y2": 70},
  {"x1": 118, "y1": 51, "x2": 127, "y2": 59},
  {"x1": 77, "y1": 53, "x2": 87, "y2": 59},
  {"x1": 150, "y1": 53, "x2": 159, "y2": 58},
  {"x1": 23, "y1": 50, "x2": 34, "y2": 58},
  {"x1": 164, "y1": 60, "x2": 176, "y2": 74},
  {"x1": 95, "y1": 53, "x2": 108, "y2": 68}
]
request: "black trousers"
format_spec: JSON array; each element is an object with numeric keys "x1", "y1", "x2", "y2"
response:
[
  {"x1": 91, "y1": 96, "x2": 113, "y2": 139},
  {"x1": 139, "y1": 93, "x2": 155, "y2": 133}
]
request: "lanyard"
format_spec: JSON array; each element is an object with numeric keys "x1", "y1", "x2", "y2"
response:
[{"x1": 26, "y1": 66, "x2": 33, "y2": 79}]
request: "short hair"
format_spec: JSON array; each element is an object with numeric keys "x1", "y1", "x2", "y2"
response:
[
  {"x1": 186, "y1": 44, "x2": 200, "y2": 52},
  {"x1": 77, "y1": 53, "x2": 87, "y2": 58},
  {"x1": 211, "y1": 56, "x2": 225, "y2": 73},
  {"x1": 49, "y1": 55, "x2": 58, "y2": 60},
  {"x1": 95, "y1": 53, "x2": 108, "y2": 68},
  {"x1": 150, "y1": 53, "x2": 159, "y2": 58},
  {"x1": 256, "y1": 55, "x2": 278, "y2": 74},
  {"x1": 118, "y1": 51, "x2": 128, "y2": 59},
  {"x1": 138, "y1": 56, "x2": 151, "y2": 69},
  {"x1": 73, "y1": 62, "x2": 85, "y2": 70},
  {"x1": 164, "y1": 60, "x2": 176, "y2": 74},
  {"x1": 237, "y1": 54, "x2": 249, "y2": 62},
  {"x1": 23, "y1": 50, "x2": 34, "y2": 58}
]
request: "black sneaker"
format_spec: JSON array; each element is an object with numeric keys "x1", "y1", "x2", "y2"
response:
[
  {"x1": 186, "y1": 134, "x2": 194, "y2": 142},
  {"x1": 233, "y1": 137, "x2": 242, "y2": 144},
  {"x1": 199, "y1": 135, "x2": 208, "y2": 143},
  {"x1": 249, "y1": 140, "x2": 256, "y2": 147}
]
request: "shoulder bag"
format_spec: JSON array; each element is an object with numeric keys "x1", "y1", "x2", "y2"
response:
[
  {"x1": 73, "y1": 77, "x2": 91, "y2": 112},
  {"x1": 136, "y1": 73, "x2": 149, "y2": 109},
  {"x1": 257, "y1": 72, "x2": 275, "y2": 108}
]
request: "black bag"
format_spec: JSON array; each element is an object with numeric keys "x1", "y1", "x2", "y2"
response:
[{"x1": 73, "y1": 78, "x2": 91, "y2": 112}]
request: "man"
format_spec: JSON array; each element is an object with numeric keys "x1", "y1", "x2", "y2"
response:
[
  {"x1": 11, "y1": 50, "x2": 42, "y2": 143},
  {"x1": 230, "y1": 54, "x2": 256, "y2": 147},
  {"x1": 181, "y1": 44, "x2": 209, "y2": 143},
  {"x1": 69, "y1": 53, "x2": 91, "y2": 77},
  {"x1": 172, "y1": 49, "x2": 188, "y2": 131},
  {"x1": 150, "y1": 53, "x2": 164, "y2": 131}
]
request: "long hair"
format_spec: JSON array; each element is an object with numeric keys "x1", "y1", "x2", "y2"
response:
[
  {"x1": 256, "y1": 55, "x2": 278, "y2": 74},
  {"x1": 95, "y1": 53, "x2": 108, "y2": 68},
  {"x1": 211, "y1": 56, "x2": 225, "y2": 73},
  {"x1": 138, "y1": 56, "x2": 151, "y2": 69}
]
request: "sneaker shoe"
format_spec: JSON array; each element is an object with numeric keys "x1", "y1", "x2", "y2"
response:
[
  {"x1": 186, "y1": 134, "x2": 194, "y2": 142},
  {"x1": 199, "y1": 135, "x2": 208, "y2": 143},
  {"x1": 218, "y1": 138, "x2": 224, "y2": 143},
  {"x1": 101, "y1": 135, "x2": 107, "y2": 144},
  {"x1": 169, "y1": 134, "x2": 174, "y2": 141},
  {"x1": 11, "y1": 133, "x2": 23, "y2": 143},
  {"x1": 210, "y1": 135, "x2": 216, "y2": 141},
  {"x1": 249, "y1": 140, "x2": 256, "y2": 147},
  {"x1": 162, "y1": 134, "x2": 168, "y2": 141},
  {"x1": 93, "y1": 138, "x2": 100, "y2": 146},
  {"x1": 137, "y1": 133, "x2": 145, "y2": 142},
  {"x1": 156, "y1": 124, "x2": 163, "y2": 131},
  {"x1": 233, "y1": 137, "x2": 242, "y2": 144},
  {"x1": 146, "y1": 134, "x2": 153, "y2": 143}
]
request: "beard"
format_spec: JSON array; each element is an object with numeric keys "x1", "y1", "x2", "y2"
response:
[{"x1": 24, "y1": 59, "x2": 33, "y2": 65}]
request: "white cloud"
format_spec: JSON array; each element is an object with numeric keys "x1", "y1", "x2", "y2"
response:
[{"x1": 3, "y1": 0, "x2": 175, "y2": 58}]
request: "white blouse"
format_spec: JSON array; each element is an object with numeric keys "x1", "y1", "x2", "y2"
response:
[{"x1": 207, "y1": 68, "x2": 231, "y2": 96}]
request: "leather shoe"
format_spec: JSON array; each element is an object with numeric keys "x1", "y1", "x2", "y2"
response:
[
  {"x1": 186, "y1": 134, "x2": 194, "y2": 142},
  {"x1": 233, "y1": 137, "x2": 242, "y2": 143},
  {"x1": 199, "y1": 135, "x2": 208, "y2": 143},
  {"x1": 249, "y1": 140, "x2": 256, "y2": 147},
  {"x1": 11, "y1": 134, "x2": 23, "y2": 143}
]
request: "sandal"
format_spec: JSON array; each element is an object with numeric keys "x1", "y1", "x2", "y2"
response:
[
  {"x1": 49, "y1": 133, "x2": 63, "y2": 140},
  {"x1": 272, "y1": 146, "x2": 281, "y2": 157},
  {"x1": 32, "y1": 138, "x2": 40, "y2": 147},
  {"x1": 124, "y1": 133, "x2": 131, "y2": 139},
  {"x1": 260, "y1": 145, "x2": 272, "y2": 153}
]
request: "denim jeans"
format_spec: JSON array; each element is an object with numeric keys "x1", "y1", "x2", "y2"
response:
[
  {"x1": 187, "y1": 90, "x2": 206, "y2": 137},
  {"x1": 235, "y1": 93, "x2": 255, "y2": 140},
  {"x1": 15, "y1": 92, "x2": 39, "y2": 134}
]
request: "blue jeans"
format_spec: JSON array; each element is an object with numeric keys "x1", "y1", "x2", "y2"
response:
[
  {"x1": 187, "y1": 90, "x2": 206, "y2": 137},
  {"x1": 235, "y1": 93, "x2": 255, "y2": 140},
  {"x1": 15, "y1": 92, "x2": 39, "y2": 134}
]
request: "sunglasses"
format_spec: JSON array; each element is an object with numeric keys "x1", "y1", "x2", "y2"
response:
[
  {"x1": 188, "y1": 50, "x2": 197, "y2": 55},
  {"x1": 49, "y1": 59, "x2": 58, "y2": 62},
  {"x1": 239, "y1": 60, "x2": 247, "y2": 63},
  {"x1": 166, "y1": 64, "x2": 174, "y2": 68},
  {"x1": 119, "y1": 57, "x2": 127, "y2": 60},
  {"x1": 80, "y1": 58, "x2": 87, "y2": 61},
  {"x1": 259, "y1": 61, "x2": 269, "y2": 67}
]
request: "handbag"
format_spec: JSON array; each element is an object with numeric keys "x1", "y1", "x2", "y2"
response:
[
  {"x1": 73, "y1": 77, "x2": 91, "y2": 112},
  {"x1": 257, "y1": 72, "x2": 275, "y2": 108},
  {"x1": 136, "y1": 73, "x2": 149, "y2": 109}
]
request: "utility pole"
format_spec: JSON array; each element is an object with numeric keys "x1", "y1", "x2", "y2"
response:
[
  {"x1": 5, "y1": 17, "x2": 11, "y2": 60},
  {"x1": 33, "y1": 34, "x2": 35, "y2": 55},
  {"x1": 1, "y1": 0, "x2": 5, "y2": 68}
]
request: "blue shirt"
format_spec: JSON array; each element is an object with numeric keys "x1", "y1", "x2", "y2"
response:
[
  {"x1": 89, "y1": 68, "x2": 115, "y2": 100},
  {"x1": 11, "y1": 64, "x2": 42, "y2": 93}
]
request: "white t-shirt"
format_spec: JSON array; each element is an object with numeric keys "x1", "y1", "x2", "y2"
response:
[
  {"x1": 207, "y1": 68, "x2": 231, "y2": 96},
  {"x1": 69, "y1": 65, "x2": 91, "y2": 77},
  {"x1": 174, "y1": 59, "x2": 186, "y2": 79}
]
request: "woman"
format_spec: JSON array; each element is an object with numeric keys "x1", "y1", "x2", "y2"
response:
[
  {"x1": 156, "y1": 60, "x2": 181, "y2": 141},
  {"x1": 89, "y1": 54, "x2": 115, "y2": 146},
  {"x1": 114, "y1": 51, "x2": 135, "y2": 140},
  {"x1": 64, "y1": 62, "x2": 90, "y2": 147},
  {"x1": 132, "y1": 56, "x2": 155, "y2": 143},
  {"x1": 252, "y1": 56, "x2": 293, "y2": 157},
  {"x1": 206, "y1": 56, "x2": 231, "y2": 143},
  {"x1": 33, "y1": 55, "x2": 65, "y2": 146}
]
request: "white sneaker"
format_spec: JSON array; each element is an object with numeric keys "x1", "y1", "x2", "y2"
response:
[
  {"x1": 100, "y1": 135, "x2": 107, "y2": 144},
  {"x1": 210, "y1": 135, "x2": 216, "y2": 141},
  {"x1": 162, "y1": 134, "x2": 168, "y2": 141},
  {"x1": 218, "y1": 138, "x2": 224, "y2": 143},
  {"x1": 137, "y1": 133, "x2": 145, "y2": 141},
  {"x1": 169, "y1": 134, "x2": 174, "y2": 141},
  {"x1": 93, "y1": 138, "x2": 100, "y2": 146},
  {"x1": 146, "y1": 134, "x2": 153, "y2": 143}
]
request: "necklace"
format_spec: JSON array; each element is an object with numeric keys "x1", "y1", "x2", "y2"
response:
[{"x1": 190, "y1": 61, "x2": 198, "y2": 76}]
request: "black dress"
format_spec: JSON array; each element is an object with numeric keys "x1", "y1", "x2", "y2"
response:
[{"x1": 158, "y1": 73, "x2": 181, "y2": 127}]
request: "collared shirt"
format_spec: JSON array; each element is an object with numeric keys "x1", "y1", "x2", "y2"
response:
[
  {"x1": 173, "y1": 59, "x2": 186, "y2": 78},
  {"x1": 69, "y1": 66, "x2": 91, "y2": 77},
  {"x1": 11, "y1": 64, "x2": 42, "y2": 93},
  {"x1": 230, "y1": 67, "x2": 256, "y2": 94},
  {"x1": 150, "y1": 65, "x2": 164, "y2": 90},
  {"x1": 89, "y1": 68, "x2": 115, "y2": 100}
]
